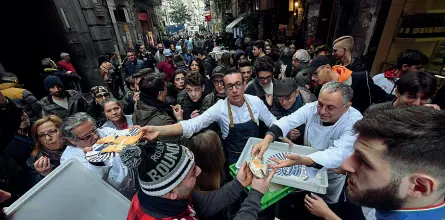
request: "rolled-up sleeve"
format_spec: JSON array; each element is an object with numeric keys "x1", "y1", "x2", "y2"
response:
[
  {"x1": 180, "y1": 100, "x2": 221, "y2": 138},
  {"x1": 307, "y1": 129, "x2": 356, "y2": 168},
  {"x1": 273, "y1": 103, "x2": 312, "y2": 137}
]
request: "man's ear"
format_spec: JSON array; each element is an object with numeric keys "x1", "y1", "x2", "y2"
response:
[
  {"x1": 395, "y1": 88, "x2": 400, "y2": 98},
  {"x1": 401, "y1": 64, "x2": 409, "y2": 72},
  {"x1": 408, "y1": 173, "x2": 439, "y2": 198},
  {"x1": 344, "y1": 102, "x2": 352, "y2": 113}
]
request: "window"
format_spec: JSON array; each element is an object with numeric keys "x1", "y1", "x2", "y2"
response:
[{"x1": 113, "y1": 8, "x2": 127, "y2": 22}]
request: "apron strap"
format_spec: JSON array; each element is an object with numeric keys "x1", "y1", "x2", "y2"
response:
[{"x1": 227, "y1": 96, "x2": 256, "y2": 128}]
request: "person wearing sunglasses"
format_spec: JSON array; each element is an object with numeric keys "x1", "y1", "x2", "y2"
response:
[
  {"x1": 87, "y1": 86, "x2": 110, "y2": 127},
  {"x1": 252, "y1": 81, "x2": 363, "y2": 216},
  {"x1": 60, "y1": 112, "x2": 135, "y2": 198},
  {"x1": 245, "y1": 56, "x2": 277, "y2": 108}
]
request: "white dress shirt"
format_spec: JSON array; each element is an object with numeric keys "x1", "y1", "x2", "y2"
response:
[{"x1": 180, "y1": 94, "x2": 277, "y2": 139}]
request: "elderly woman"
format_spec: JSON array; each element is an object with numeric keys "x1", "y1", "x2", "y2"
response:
[
  {"x1": 101, "y1": 99, "x2": 133, "y2": 130},
  {"x1": 27, "y1": 115, "x2": 66, "y2": 184}
]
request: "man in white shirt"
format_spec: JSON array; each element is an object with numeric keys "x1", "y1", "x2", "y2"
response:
[
  {"x1": 140, "y1": 69, "x2": 285, "y2": 164},
  {"x1": 372, "y1": 49, "x2": 428, "y2": 95},
  {"x1": 60, "y1": 112, "x2": 135, "y2": 198},
  {"x1": 253, "y1": 81, "x2": 363, "y2": 206}
]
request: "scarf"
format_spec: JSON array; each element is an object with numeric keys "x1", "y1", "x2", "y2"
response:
[
  {"x1": 332, "y1": 65, "x2": 353, "y2": 83},
  {"x1": 383, "y1": 68, "x2": 398, "y2": 80},
  {"x1": 138, "y1": 192, "x2": 190, "y2": 217},
  {"x1": 280, "y1": 95, "x2": 303, "y2": 117}
]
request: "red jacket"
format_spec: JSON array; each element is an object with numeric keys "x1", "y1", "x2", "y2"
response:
[
  {"x1": 59, "y1": 61, "x2": 76, "y2": 73},
  {"x1": 127, "y1": 194, "x2": 198, "y2": 220},
  {"x1": 157, "y1": 61, "x2": 175, "y2": 82}
]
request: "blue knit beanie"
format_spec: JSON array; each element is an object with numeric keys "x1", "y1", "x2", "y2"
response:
[{"x1": 43, "y1": 75, "x2": 64, "y2": 91}]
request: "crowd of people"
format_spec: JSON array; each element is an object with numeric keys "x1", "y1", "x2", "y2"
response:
[{"x1": 0, "y1": 33, "x2": 444, "y2": 220}]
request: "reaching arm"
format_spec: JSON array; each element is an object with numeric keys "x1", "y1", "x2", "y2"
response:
[
  {"x1": 269, "y1": 102, "x2": 313, "y2": 140},
  {"x1": 233, "y1": 189, "x2": 263, "y2": 220},
  {"x1": 191, "y1": 179, "x2": 244, "y2": 217},
  {"x1": 308, "y1": 129, "x2": 356, "y2": 168},
  {"x1": 256, "y1": 97, "x2": 277, "y2": 127}
]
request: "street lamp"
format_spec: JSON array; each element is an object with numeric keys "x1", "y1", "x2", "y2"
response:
[{"x1": 294, "y1": 1, "x2": 299, "y2": 7}]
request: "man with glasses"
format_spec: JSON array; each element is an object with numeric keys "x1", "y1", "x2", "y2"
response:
[
  {"x1": 245, "y1": 56, "x2": 277, "y2": 108},
  {"x1": 252, "y1": 82, "x2": 363, "y2": 214},
  {"x1": 271, "y1": 78, "x2": 316, "y2": 145},
  {"x1": 138, "y1": 69, "x2": 284, "y2": 164},
  {"x1": 60, "y1": 112, "x2": 135, "y2": 198},
  {"x1": 309, "y1": 55, "x2": 393, "y2": 113}
]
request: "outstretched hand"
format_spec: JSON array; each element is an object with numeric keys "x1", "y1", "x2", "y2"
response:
[
  {"x1": 140, "y1": 126, "x2": 161, "y2": 141},
  {"x1": 269, "y1": 153, "x2": 301, "y2": 168}
]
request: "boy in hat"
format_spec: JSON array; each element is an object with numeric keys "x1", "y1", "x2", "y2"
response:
[{"x1": 121, "y1": 141, "x2": 276, "y2": 220}]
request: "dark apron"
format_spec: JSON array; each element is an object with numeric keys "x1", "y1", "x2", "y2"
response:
[{"x1": 223, "y1": 97, "x2": 259, "y2": 164}]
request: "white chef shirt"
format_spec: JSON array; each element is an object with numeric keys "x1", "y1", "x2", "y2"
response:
[
  {"x1": 372, "y1": 73, "x2": 397, "y2": 95},
  {"x1": 273, "y1": 101, "x2": 363, "y2": 168},
  {"x1": 180, "y1": 94, "x2": 277, "y2": 139}
]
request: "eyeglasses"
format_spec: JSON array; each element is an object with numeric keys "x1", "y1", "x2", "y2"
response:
[
  {"x1": 317, "y1": 102, "x2": 346, "y2": 112},
  {"x1": 212, "y1": 79, "x2": 224, "y2": 85},
  {"x1": 76, "y1": 127, "x2": 98, "y2": 141},
  {"x1": 38, "y1": 129, "x2": 59, "y2": 139},
  {"x1": 225, "y1": 81, "x2": 243, "y2": 90},
  {"x1": 96, "y1": 93, "x2": 110, "y2": 99},
  {"x1": 257, "y1": 75, "x2": 273, "y2": 82}
]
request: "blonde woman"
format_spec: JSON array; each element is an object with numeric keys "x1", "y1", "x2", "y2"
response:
[{"x1": 27, "y1": 115, "x2": 66, "y2": 183}]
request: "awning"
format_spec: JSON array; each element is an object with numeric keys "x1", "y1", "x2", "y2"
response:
[{"x1": 225, "y1": 16, "x2": 244, "y2": 33}]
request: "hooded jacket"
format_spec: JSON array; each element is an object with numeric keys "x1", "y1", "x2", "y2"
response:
[
  {"x1": 39, "y1": 90, "x2": 88, "y2": 119},
  {"x1": 0, "y1": 83, "x2": 42, "y2": 123}
]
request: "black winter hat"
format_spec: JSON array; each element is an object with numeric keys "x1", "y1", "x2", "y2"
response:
[
  {"x1": 43, "y1": 75, "x2": 64, "y2": 91},
  {"x1": 120, "y1": 141, "x2": 195, "y2": 196}
]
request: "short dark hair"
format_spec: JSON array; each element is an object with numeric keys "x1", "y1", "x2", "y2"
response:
[
  {"x1": 192, "y1": 48, "x2": 207, "y2": 56},
  {"x1": 396, "y1": 72, "x2": 436, "y2": 99},
  {"x1": 98, "y1": 55, "x2": 109, "y2": 65},
  {"x1": 126, "y1": 48, "x2": 135, "y2": 54},
  {"x1": 125, "y1": 77, "x2": 134, "y2": 90},
  {"x1": 184, "y1": 71, "x2": 204, "y2": 87},
  {"x1": 254, "y1": 56, "x2": 274, "y2": 73},
  {"x1": 354, "y1": 107, "x2": 445, "y2": 193},
  {"x1": 133, "y1": 68, "x2": 154, "y2": 79},
  {"x1": 224, "y1": 69, "x2": 243, "y2": 82},
  {"x1": 396, "y1": 49, "x2": 429, "y2": 70},
  {"x1": 173, "y1": 69, "x2": 187, "y2": 79},
  {"x1": 253, "y1": 40, "x2": 265, "y2": 51},
  {"x1": 238, "y1": 59, "x2": 251, "y2": 68},
  {"x1": 139, "y1": 72, "x2": 165, "y2": 98}
]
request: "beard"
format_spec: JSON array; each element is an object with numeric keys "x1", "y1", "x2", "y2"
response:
[
  {"x1": 347, "y1": 177, "x2": 404, "y2": 210},
  {"x1": 52, "y1": 91, "x2": 65, "y2": 98}
]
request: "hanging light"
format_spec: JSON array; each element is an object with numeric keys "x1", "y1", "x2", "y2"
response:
[{"x1": 295, "y1": 1, "x2": 299, "y2": 7}]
